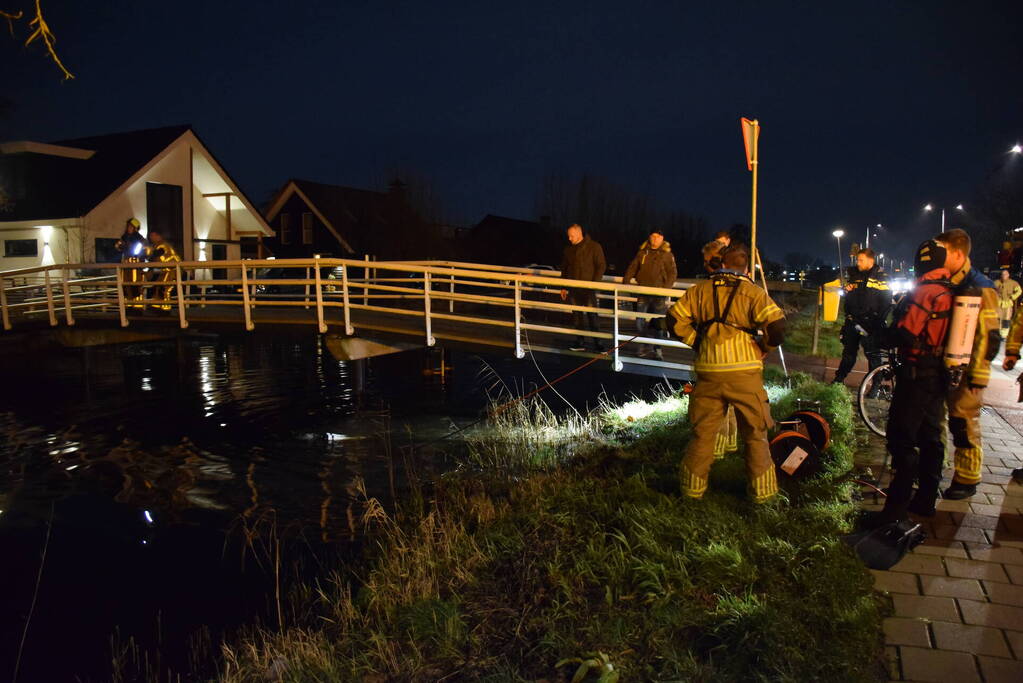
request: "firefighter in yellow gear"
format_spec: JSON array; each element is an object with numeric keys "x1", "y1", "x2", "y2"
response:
[
  {"x1": 145, "y1": 229, "x2": 181, "y2": 311},
  {"x1": 936, "y1": 230, "x2": 1001, "y2": 499},
  {"x1": 1001, "y1": 306, "x2": 1023, "y2": 484},
  {"x1": 666, "y1": 244, "x2": 786, "y2": 502},
  {"x1": 994, "y1": 269, "x2": 1021, "y2": 337}
]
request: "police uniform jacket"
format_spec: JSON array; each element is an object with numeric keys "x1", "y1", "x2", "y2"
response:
[
  {"x1": 843, "y1": 265, "x2": 891, "y2": 327},
  {"x1": 667, "y1": 270, "x2": 785, "y2": 374}
]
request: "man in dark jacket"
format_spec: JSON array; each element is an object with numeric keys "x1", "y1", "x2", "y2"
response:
[
  {"x1": 832, "y1": 248, "x2": 891, "y2": 384},
  {"x1": 559, "y1": 223, "x2": 607, "y2": 351},
  {"x1": 623, "y1": 229, "x2": 677, "y2": 358}
]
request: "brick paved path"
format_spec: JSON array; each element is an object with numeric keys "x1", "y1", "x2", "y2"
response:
[{"x1": 862, "y1": 409, "x2": 1023, "y2": 682}]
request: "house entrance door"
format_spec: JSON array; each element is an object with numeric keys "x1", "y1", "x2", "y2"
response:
[{"x1": 146, "y1": 182, "x2": 183, "y2": 248}]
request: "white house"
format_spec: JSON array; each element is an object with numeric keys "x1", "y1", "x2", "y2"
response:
[{"x1": 0, "y1": 125, "x2": 274, "y2": 272}]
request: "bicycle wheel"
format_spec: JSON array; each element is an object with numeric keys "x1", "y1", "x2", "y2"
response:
[{"x1": 858, "y1": 363, "x2": 896, "y2": 438}]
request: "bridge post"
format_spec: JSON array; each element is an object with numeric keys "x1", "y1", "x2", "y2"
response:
[
  {"x1": 61, "y1": 267, "x2": 75, "y2": 326},
  {"x1": 240, "y1": 264, "x2": 254, "y2": 331},
  {"x1": 341, "y1": 264, "x2": 354, "y2": 335},
  {"x1": 314, "y1": 256, "x2": 327, "y2": 333},
  {"x1": 612, "y1": 287, "x2": 623, "y2": 372},
  {"x1": 115, "y1": 267, "x2": 128, "y2": 327},
  {"x1": 0, "y1": 273, "x2": 11, "y2": 330},
  {"x1": 448, "y1": 268, "x2": 455, "y2": 314},
  {"x1": 44, "y1": 269, "x2": 57, "y2": 326},
  {"x1": 304, "y1": 267, "x2": 311, "y2": 310},
  {"x1": 175, "y1": 264, "x2": 189, "y2": 329},
  {"x1": 513, "y1": 278, "x2": 525, "y2": 359},
  {"x1": 423, "y1": 271, "x2": 435, "y2": 346}
]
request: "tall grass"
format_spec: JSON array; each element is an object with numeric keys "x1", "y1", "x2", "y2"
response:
[{"x1": 215, "y1": 375, "x2": 887, "y2": 681}]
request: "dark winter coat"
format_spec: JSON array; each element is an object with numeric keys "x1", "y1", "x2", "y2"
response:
[
  {"x1": 623, "y1": 240, "x2": 677, "y2": 289},
  {"x1": 844, "y1": 264, "x2": 892, "y2": 326},
  {"x1": 560, "y1": 236, "x2": 607, "y2": 283}
]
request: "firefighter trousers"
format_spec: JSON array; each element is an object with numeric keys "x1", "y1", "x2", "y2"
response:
[
  {"x1": 680, "y1": 370, "x2": 777, "y2": 502},
  {"x1": 948, "y1": 384, "x2": 984, "y2": 485}
]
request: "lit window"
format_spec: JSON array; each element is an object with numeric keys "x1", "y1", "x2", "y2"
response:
[
  {"x1": 302, "y1": 212, "x2": 314, "y2": 245},
  {"x1": 280, "y1": 213, "x2": 292, "y2": 245}
]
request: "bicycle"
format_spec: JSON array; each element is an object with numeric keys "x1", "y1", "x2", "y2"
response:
[{"x1": 857, "y1": 349, "x2": 899, "y2": 438}]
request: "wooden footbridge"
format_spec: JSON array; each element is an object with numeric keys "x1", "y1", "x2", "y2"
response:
[{"x1": 0, "y1": 258, "x2": 699, "y2": 378}]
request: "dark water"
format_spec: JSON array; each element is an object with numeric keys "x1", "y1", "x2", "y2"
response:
[{"x1": 0, "y1": 333, "x2": 669, "y2": 682}]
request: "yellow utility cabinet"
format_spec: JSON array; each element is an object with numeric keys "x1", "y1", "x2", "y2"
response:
[{"x1": 821, "y1": 279, "x2": 843, "y2": 323}]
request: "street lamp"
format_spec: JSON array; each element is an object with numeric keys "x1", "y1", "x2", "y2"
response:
[
  {"x1": 923, "y1": 203, "x2": 964, "y2": 231},
  {"x1": 1011, "y1": 144, "x2": 1022, "y2": 154},
  {"x1": 833, "y1": 228, "x2": 845, "y2": 283},
  {"x1": 866, "y1": 223, "x2": 882, "y2": 249}
]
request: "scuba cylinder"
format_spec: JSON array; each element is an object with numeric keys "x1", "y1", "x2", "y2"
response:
[{"x1": 944, "y1": 286, "x2": 981, "y2": 388}]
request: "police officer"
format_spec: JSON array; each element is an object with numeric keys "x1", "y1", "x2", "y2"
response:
[
  {"x1": 936, "y1": 229, "x2": 1001, "y2": 500},
  {"x1": 666, "y1": 244, "x2": 786, "y2": 502},
  {"x1": 832, "y1": 248, "x2": 891, "y2": 385}
]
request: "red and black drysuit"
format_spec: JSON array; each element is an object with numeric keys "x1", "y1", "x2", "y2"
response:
[{"x1": 880, "y1": 266, "x2": 953, "y2": 521}]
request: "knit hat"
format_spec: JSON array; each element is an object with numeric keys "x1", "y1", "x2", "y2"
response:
[{"x1": 914, "y1": 239, "x2": 947, "y2": 275}]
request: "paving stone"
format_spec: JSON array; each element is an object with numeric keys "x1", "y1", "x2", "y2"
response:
[
  {"x1": 958, "y1": 599, "x2": 1023, "y2": 631},
  {"x1": 884, "y1": 617, "x2": 931, "y2": 647},
  {"x1": 938, "y1": 499, "x2": 975, "y2": 513},
  {"x1": 945, "y1": 557, "x2": 1011, "y2": 582},
  {"x1": 931, "y1": 621, "x2": 1012, "y2": 657},
  {"x1": 966, "y1": 546, "x2": 1023, "y2": 566},
  {"x1": 1007, "y1": 564, "x2": 1023, "y2": 585},
  {"x1": 972, "y1": 502, "x2": 1007, "y2": 517},
  {"x1": 920, "y1": 576, "x2": 985, "y2": 600},
  {"x1": 980, "y1": 483, "x2": 1008, "y2": 495},
  {"x1": 885, "y1": 645, "x2": 901, "y2": 679},
  {"x1": 983, "y1": 580, "x2": 1023, "y2": 607},
  {"x1": 1005, "y1": 630, "x2": 1023, "y2": 659},
  {"x1": 899, "y1": 646, "x2": 979, "y2": 682},
  {"x1": 892, "y1": 594, "x2": 960, "y2": 622},
  {"x1": 890, "y1": 554, "x2": 948, "y2": 576},
  {"x1": 947, "y1": 513, "x2": 1004, "y2": 530},
  {"x1": 977, "y1": 655, "x2": 1023, "y2": 682},
  {"x1": 872, "y1": 570, "x2": 920, "y2": 594},
  {"x1": 933, "y1": 525, "x2": 990, "y2": 543},
  {"x1": 988, "y1": 530, "x2": 1023, "y2": 549},
  {"x1": 915, "y1": 542, "x2": 970, "y2": 559}
]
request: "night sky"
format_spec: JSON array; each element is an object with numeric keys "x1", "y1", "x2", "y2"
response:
[{"x1": 4, "y1": 0, "x2": 1022, "y2": 264}]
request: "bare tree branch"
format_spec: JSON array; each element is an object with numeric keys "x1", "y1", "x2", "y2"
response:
[{"x1": 4, "y1": 1, "x2": 73, "y2": 79}]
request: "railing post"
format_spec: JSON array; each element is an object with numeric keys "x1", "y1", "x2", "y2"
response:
[
  {"x1": 0, "y1": 274, "x2": 11, "y2": 330},
  {"x1": 612, "y1": 287, "x2": 623, "y2": 371},
  {"x1": 341, "y1": 264, "x2": 353, "y2": 335},
  {"x1": 175, "y1": 264, "x2": 189, "y2": 329},
  {"x1": 449, "y1": 268, "x2": 455, "y2": 314},
  {"x1": 423, "y1": 271, "x2": 435, "y2": 346},
  {"x1": 304, "y1": 266, "x2": 311, "y2": 310},
  {"x1": 513, "y1": 278, "x2": 525, "y2": 358},
  {"x1": 314, "y1": 256, "x2": 327, "y2": 333},
  {"x1": 61, "y1": 267, "x2": 75, "y2": 326},
  {"x1": 363, "y1": 254, "x2": 370, "y2": 306},
  {"x1": 240, "y1": 263, "x2": 254, "y2": 331},
  {"x1": 44, "y1": 269, "x2": 57, "y2": 326},
  {"x1": 115, "y1": 267, "x2": 128, "y2": 327}
]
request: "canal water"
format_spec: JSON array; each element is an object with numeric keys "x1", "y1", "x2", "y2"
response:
[{"x1": 0, "y1": 333, "x2": 672, "y2": 681}]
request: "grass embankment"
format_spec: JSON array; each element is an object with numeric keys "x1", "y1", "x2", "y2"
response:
[
  {"x1": 219, "y1": 374, "x2": 887, "y2": 682},
  {"x1": 780, "y1": 294, "x2": 845, "y2": 358}
]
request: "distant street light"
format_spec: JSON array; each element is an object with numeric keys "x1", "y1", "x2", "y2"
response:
[
  {"x1": 833, "y1": 228, "x2": 845, "y2": 283},
  {"x1": 923, "y1": 203, "x2": 964, "y2": 231},
  {"x1": 866, "y1": 223, "x2": 883, "y2": 249},
  {"x1": 1011, "y1": 144, "x2": 1022, "y2": 154}
]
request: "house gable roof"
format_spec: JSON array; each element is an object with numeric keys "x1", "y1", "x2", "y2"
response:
[
  {"x1": 0, "y1": 124, "x2": 192, "y2": 222},
  {"x1": 264, "y1": 179, "x2": 394, "y2": 255}
]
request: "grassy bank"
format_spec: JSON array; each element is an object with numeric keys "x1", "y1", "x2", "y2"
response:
[
  {"x1": 218, "y1": 374, "x2": 887, "y2": 681},
  {"x1": 782, "y1": 300, "x2": 844, "y2": 358}
]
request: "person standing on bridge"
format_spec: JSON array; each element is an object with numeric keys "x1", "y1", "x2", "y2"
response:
[
  {"x1": 831, "y1": 248, "x2": 891, "y2": 385},
  {"x1": 559, "y1": 224, "x2": 607, "y2": 352},
  {"x1": 665, "y1": 244, "x2": 786, "y2": 503},
  {"x1": 623, "y1": 228, "x2": 677, "y2": 359}
]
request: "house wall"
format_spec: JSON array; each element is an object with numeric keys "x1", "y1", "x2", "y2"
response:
[
  {"x1": 0, "y1": 221, "x2": 83, "y2": 271},
  {"x1": 84, "y1": 143, "x2": 193, "y2": 261},
  {"x1": 263, "y1": 193, "x2": 348, "y2": 259}
]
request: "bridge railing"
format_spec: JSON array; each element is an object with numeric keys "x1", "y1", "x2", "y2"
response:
[{"x1": 0, "y1": 258, "x2": 693, "y2": 371}]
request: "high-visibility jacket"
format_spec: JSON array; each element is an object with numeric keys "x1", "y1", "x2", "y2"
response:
[
  {"x1": 667, "y1": 270, "x2": 785, "y2": 374},
  {"x1": 1004, "y1": 304, "x2": 1023, "y2": 358},
  {"x1": 950, "y1": 259, "x2": 1000, "y2": 388}
]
